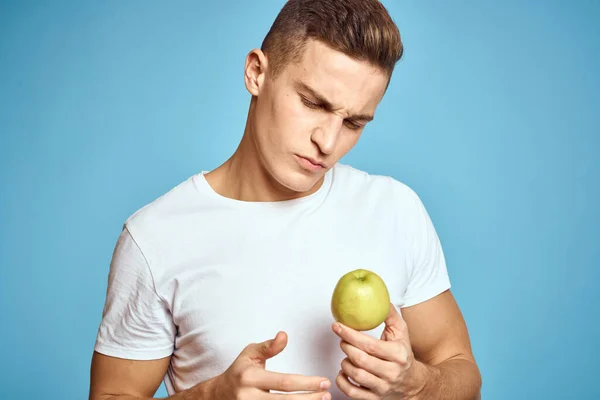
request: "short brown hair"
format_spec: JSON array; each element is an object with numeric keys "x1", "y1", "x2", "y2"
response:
[{"x1": 261, "y1": 0, "x2": 403, "y2": 78}]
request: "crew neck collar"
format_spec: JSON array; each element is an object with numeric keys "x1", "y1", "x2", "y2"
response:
[{"x1": 193, "y1": 164, "x2": 335, "y2": 210}]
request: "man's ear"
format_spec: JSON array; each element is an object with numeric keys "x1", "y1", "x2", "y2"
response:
[{"x1": 244, "y1": 49, "x2": 269, "y2": 96}]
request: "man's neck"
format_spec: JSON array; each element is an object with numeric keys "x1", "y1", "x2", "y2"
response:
[{"x1": 204, "y1": 131, "x2": 322, "y2": 203}]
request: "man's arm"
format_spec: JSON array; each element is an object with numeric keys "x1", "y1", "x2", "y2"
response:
[
  {"x1": 402, "y1": 290, "x2": 482, "y2": 400},
  {"x1": 89, "y1": 336, "x2": 333, "y2": 400},
  {"x1": 88, "y1": 352, "x2": 217, "y2": 400}
]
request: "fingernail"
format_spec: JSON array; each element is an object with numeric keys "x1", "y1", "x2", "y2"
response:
[
  {"x1": 322, "y1": 393, "x2": 331, "y2": 400},
  {"x1": 320, "y1": 380, "x2": 331, "y2": 390},
  {"x1": 333, "y1": 323, "x2": 341, "y2": 333}
]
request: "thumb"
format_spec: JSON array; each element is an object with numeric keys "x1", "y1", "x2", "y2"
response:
[
  {"x1": 244, "y1": 331, "x2": 288, "y2": 362},
  {"x1": 381, "y1": 303, "x2": 407, "y2": 341}
]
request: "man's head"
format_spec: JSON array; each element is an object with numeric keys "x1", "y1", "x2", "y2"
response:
[{"x1": 242, "y1": 0, "x2": 403, "y2": 196}]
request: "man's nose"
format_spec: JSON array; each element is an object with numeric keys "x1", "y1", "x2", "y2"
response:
[{"x1": 311, "y1": 116, "x2": 342, "y2": 155}]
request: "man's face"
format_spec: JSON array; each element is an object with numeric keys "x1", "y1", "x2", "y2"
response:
[{"x1": 247, "y1": 39, "x2": 390, "y2": 195}]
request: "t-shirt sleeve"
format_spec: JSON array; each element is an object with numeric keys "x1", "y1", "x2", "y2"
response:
[
  {"x1": 401, "y1": 191, "x2": 452, "y2": 308},
  {"x1": 94, "y1": 226, "x2": 176, "y2": 360}
]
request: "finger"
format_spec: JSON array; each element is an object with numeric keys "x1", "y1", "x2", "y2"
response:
[
  {"x1": 332, "y1": 322, "x2": 396, "y2": 361},
  {"x1": 246, "y1": 387, "x2": 330, "y2": 400},
  {"x1": 340, "y1": 357, "x2": 383, "y2": 392},
  {"x1": 335, "y1": 370, "x2": 378, "y2": 400},
  {"x1": 249, "y1": 368, "x2": 331, "y2": 393},
  {"x1": 340, "y1": 340, "x2": 399, "y2": 380},
  {"x1": 266, "y1": 390, "x2": 331, "y2": 400},
  {"x1": 384, "y1": 302, "x2": 405, "y2": 327},
  {"x1": 243, "y1": 331, "x2": 288, "y2": 363}
]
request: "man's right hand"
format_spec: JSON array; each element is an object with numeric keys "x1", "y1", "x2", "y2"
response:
[{"x1": 211, "y1": 331, "x2": 331, "y2": 400}]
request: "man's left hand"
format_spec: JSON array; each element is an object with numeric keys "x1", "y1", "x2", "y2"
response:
[{"x1": 331, "y1": 303, "x2": 426, "y2": 400}]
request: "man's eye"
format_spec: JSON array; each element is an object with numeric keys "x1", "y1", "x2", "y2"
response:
[
  {"x1": 344, "y1": 120, "x2": 362, "y2": 130},
  {"x1": 301, "y1": 97, "x2": 320, "y2": 109}
]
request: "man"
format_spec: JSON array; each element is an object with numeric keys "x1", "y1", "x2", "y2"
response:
[{"x1": 89, "y1": 0, "x2": 482, "y2": 399}]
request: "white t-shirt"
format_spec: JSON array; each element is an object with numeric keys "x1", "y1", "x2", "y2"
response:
[{"x1": 94, "y1": 163, "x2": 451, "y2": 399}]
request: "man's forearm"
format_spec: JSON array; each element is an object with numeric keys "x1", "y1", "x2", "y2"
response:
[
  {"x1": 98, "y1": 375, "x2": 217, "y2": 400},
  {"x1": 410, "y1": 358, "x2": 482, "y2": 400}
]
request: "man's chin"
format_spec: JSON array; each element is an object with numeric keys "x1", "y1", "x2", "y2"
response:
[{"x1": 275, "y1": 169, "x2": 325, "y2": 197}]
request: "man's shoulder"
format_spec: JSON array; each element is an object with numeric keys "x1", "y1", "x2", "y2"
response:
[
  {"x1": 123, "y1": 172, "x2": 204, "y2": 233},
  {"x1": 333, "y1": 163, "x2": 421, "y2": 206},
  {"x1": 333, "y1": 163, "x2": 436, "y2": 239}
]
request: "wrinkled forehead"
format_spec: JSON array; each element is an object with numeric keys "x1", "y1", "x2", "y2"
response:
[{"x1": 286, "y1": 40, "x2": 389, "y2": 114}]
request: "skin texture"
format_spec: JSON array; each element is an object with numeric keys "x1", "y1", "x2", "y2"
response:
[
  {"x1": 204, "y1": 39, "x2": 389, "y2": 202},
  {"x1": 332, "y1": 293, "x2": 481, "y2": 400},
  {"x1": 89, "y1": 39, "x2": 482, "y2": 399}
]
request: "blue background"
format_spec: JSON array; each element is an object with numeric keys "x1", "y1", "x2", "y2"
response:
[{"x1": 1, "y1": 1, "x2": 598, "y2": 399}]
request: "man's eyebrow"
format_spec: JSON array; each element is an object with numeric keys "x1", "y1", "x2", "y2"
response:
[{"x1": 294, "y1": 80, "x2": 375, "y2": 122}]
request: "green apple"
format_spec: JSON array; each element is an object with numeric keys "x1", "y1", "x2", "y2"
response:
[{"x1": 331, "y1": 269, "x2": 391, "y2": 331}]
